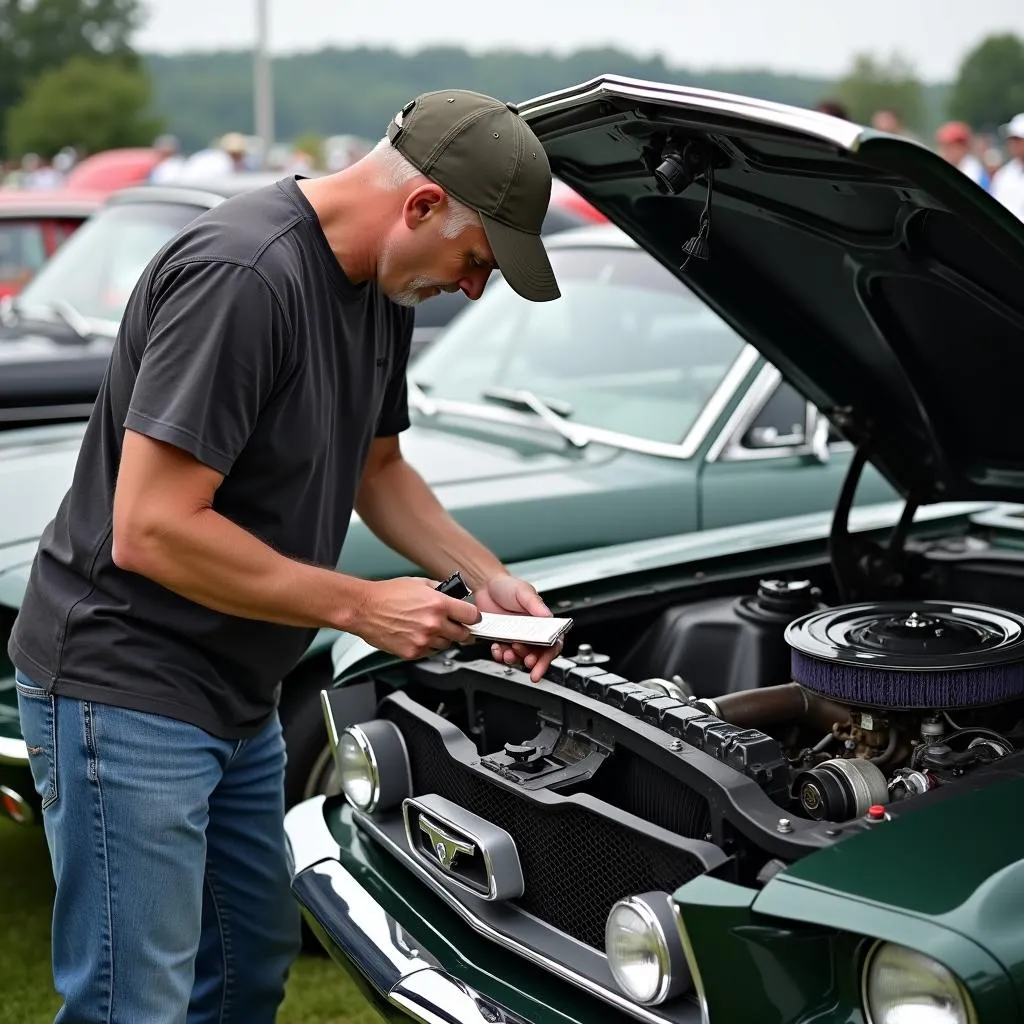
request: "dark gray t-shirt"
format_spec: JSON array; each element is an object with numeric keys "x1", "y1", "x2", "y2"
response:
[{"x1": 9, "y1": 175, "x2": 412, "y2": 739}]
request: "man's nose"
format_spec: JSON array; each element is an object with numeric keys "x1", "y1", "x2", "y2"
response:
[{"x1": 460, "y1": 267, "x2": 492, "y2": 301}]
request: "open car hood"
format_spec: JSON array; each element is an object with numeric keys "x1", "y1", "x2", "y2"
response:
[{"x1": 518, "y1": 76, "x2": 1024, "y2": 505}]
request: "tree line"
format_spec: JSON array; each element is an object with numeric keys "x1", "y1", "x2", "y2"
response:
[{"x1": 2, "y1": 0, "x2": 1024, "y2": 160}]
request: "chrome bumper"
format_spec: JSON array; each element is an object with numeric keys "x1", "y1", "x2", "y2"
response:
[{"x1": 284, "y1": 795, "x2": 530, "y2": 1024}]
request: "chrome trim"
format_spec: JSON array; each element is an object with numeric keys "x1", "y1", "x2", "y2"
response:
[
  {"x1": 673, "y1": 906, "x2": 710, "y2": 1024},
  {"x1": 288, "y1": 798, "x2": 528, "y2": 1021},
  {"x1": 517, "y1": 75, "x2": 868, "y2": 153},
  {"x1": 337, "y1": 721, "x2": 412, "y2": 814},
  {"x1": 706, "y1": 362, "x2": 853, "y2": 463},
  {"x1": 0, "y1": 737, "x2": 29, "y2": 766},
  {"x1": 390, "y1": 969, "x2": 531, "y2": 1024},
  {"x1": 356, "y1": 807, "x2": 678, "y2": 1024},
  {"x1": 408, "y1": 343, "x2": 758, "y2": 462},
  {"x1": 677, "y1": 344, "x2": 760, "y2": 458},
  {"x1": 417, "y1": 814, "x2": 476, "y2": 869},
  {"x1": 284, "y1": 796, "x2": 680, "y2": 1024},
  {"x1": 402, "y1": 793, "x2": 525, "y2": 902},
  {"x1": 340, "y1": 724, "x2": 380, "y2": 811}
]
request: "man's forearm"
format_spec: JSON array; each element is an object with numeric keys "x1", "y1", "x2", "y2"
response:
[
  {"x1": 113, "y1": 505, "x2": 368, "y2": 632},
  {"x1": 355, "y1": 454, "x2": 506, "y2": 591}
]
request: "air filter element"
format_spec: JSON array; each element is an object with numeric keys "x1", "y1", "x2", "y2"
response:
[{"x1": 785, "y1": 601, "x2": 1024, "y2": 709}]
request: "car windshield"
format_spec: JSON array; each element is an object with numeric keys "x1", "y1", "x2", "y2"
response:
[
  {"x1": 411, "y1": 245, "x2": 748, "y2": 446},
  {"x1": 16, "y1": 200, "x2": 202, "y2": 327}
]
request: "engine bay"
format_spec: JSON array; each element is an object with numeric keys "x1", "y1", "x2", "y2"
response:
[{"x1": 383, "y1": 564, "x2": 1024, "y2": 890}]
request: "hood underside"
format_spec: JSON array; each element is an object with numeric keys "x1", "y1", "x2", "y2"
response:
[{"x1": 518, "y1": 76, "x2": 1024, "y2": 505}]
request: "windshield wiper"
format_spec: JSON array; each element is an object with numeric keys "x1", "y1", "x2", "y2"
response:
[
  {"x1": 9, "y1": 297, "x2": 92, "y2": 340},
  {"x1": 43, "y1": 300, "x2": 92, "y2": 340},
  {"x1": 481, "y1": 386, "x2": 589, "y2": 448},
  {"x1": 408, "y1": 378, "x2": 438, "y2": 417}
]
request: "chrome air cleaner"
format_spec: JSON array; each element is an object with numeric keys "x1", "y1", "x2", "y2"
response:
[{"x1": 785, "y1": 601, "x2": 1024, "y2": 708}]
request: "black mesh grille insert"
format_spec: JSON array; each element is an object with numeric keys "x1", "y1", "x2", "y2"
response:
[{"x1": 386, "y1": 702, "x2": 709, "y2": 949}]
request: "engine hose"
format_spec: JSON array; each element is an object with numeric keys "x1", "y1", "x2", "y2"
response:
[
  {"x1": 869, "y1": 728, "x2": 898, "y2": 766},
  {"x1": 702, "y1": 683, "x2": 850, "y2": 734}
]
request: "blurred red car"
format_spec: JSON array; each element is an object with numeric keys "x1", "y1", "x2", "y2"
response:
[
  {"x1": 550, "y1": 179, "x2": 608, "y2": 223},
  {"x1": 64, "y1": 147, "x2": 163, "y2": 193},
  {"x1": 0, "y1": 190, "x2": 104, "y2": 298}
]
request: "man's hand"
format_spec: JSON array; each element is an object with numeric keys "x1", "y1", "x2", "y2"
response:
[
  {"x1": 354, "y1": 577, "x2": 481, "y2": 660},
  {"x1": 476, "y1": 574, "x2": 563, "y2": 683}
]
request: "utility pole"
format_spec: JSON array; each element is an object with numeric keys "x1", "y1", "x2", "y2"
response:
[{"x1": 254, "y1": 0, "x2": 274, "y2": 168}]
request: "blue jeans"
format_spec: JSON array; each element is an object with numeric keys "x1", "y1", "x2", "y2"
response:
[{"x1": 16, "y1": 670, "x2": 302, "y2": 1024}]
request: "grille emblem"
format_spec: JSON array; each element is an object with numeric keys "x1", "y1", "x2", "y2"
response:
[
  {"x1": 403, "y1": 794, "x2": 525, "y2": 901},
  {"x1": 419, "y1": 815, "x2": 476, "y2": 871}
]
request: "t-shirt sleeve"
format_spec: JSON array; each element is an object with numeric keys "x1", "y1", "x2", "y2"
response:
[
  {"x1": 124, "y1": 259, "x2": 291, "y2": 475},
  {"x1": 374, "y1": 308, "x2": 413, "y2": 438}
]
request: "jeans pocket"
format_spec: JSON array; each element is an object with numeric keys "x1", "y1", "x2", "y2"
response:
[{"x1": 15, "y1": 679, "x2": 58, "y2": 810}]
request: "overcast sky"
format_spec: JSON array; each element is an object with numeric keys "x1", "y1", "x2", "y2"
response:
[{"x1": 135, "y1": 0, "x2": 1024, "y2": 82}]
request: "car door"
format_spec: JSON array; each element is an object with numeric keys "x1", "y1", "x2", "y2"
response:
[{"x1": 697, "y1": 364, "x2": 898, "y2": 530}]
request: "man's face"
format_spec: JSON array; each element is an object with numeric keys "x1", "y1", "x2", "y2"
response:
[
  {"x1": 380, "y1": 188, "x2": 496, "y2": 307},
  {"x1": 1009, "y1": 136, "x2": 1024, "y2": 162}
]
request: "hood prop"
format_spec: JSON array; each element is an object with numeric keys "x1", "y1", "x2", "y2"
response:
[{"x1": 829, "y1": 435, "x2": 920, "y2": 603}]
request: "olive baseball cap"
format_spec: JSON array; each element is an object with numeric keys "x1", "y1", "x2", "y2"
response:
[{"x1": 387, "y1": 89, "x2": 560, "y2": 302}]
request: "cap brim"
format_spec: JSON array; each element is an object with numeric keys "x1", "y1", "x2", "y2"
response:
[{"x1": 479, "y1": 212, "x2": 560, "y2": 302}]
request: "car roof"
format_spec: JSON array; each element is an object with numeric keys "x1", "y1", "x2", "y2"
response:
[
  {"x1": 541, "y1": 223, "x2": 639, "y2": 251},
  {"x1": 0, "y1": 189, "x2": 106, "y2": 217},
  {"x1": 104, "y1": 172, "x2": 288, "y2": 210}
]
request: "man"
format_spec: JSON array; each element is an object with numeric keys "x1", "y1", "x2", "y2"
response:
[
  {"x1": 992, "y1": 113, "x2": 1024, "y2": 222},
  {"x1": 178, "y1": 131, "x2": 249, "y2": 181},
  {"x1": 9, "y1": 89, "x2": 563, "y2": 1023},
  {"x1": 149, "y1": 133, "x2": 187, "y2": 184},
  {"x1": 934, "y1": 121, "x2": 991, "y2": 190}
]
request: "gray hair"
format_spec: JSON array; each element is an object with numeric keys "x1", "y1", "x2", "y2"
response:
[{"x1": 369, "y1": 136, "x2": 481, "y2": 239}]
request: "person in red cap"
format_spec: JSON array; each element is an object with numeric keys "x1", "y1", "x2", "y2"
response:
[{"x1": 935, "y1": 121, "x2": 991, "y2": 190}]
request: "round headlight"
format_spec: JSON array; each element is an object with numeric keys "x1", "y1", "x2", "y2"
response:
[
  {"x1": 864, "y1": 942, "x2": 974, "y2": 1024},
  {"x1": 605, "y1": 892, "x2": 690, "y2": 1006},
  {"x1": 337, "y1": 721, "x2": 411, "y2": 813}
]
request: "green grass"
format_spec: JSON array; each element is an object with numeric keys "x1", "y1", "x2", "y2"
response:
[{"x1": 0, "y1": 819, "x2": 381, "y2": 1023}]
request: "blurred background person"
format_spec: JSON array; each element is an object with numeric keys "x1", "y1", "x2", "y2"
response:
[
  {"x1": 991, "y1": 114, "x2": 1024, "y2": 221},
  {"x1": 815, "y1": 99, "x2": 850, "y2": 119},
  {"x1": 871, "y1": 107, "x2": 923, "y2": 143},
  {"x1": 935, "y1": 121, "x2": 991, "y2": 189},
  {"x1": 149, "y1": 134, "x2": 186, "y2": 183},
  {"x1": 178, "y1": 131, "x2": 248, "y2": 182}
]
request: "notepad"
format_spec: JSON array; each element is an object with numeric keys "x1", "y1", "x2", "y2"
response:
[{"x1": 468, "y1": 612, "x2": 574, "y2": 647}]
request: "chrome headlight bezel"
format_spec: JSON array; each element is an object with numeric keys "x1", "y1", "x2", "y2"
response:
[
  {"x1": 861, "y1": 939, "x2": 976, "y2": 1024},
  {"x1": 337, "y1": 720, "x2": 411, "y2": 813},
  {"x1": 605, "y1": 892, "x2": 691, "y2": 1006}
]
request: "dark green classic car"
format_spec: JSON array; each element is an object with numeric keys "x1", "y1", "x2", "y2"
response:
[{"x1": 282, "y1": 77, "x2": 1024, "y2": 1023}]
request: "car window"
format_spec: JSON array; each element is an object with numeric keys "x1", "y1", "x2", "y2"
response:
[
  {"x1": 412, "y1": 246, "x2": 748, "y2": 445},
  {"x1": 0, "y1": 221, "x2": 47, "y2": 289},
  {"x1": 17, "y1": 201, "x2": 202, "y2": 325}
]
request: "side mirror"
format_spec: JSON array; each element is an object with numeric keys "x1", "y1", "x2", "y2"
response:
[{"x1": 744, "y1": 424, "x2": 806, "y2": 448}]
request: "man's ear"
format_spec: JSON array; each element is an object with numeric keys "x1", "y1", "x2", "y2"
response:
[{"x1": 402, "y1": 182, "x2": 446, "y2": 230}]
